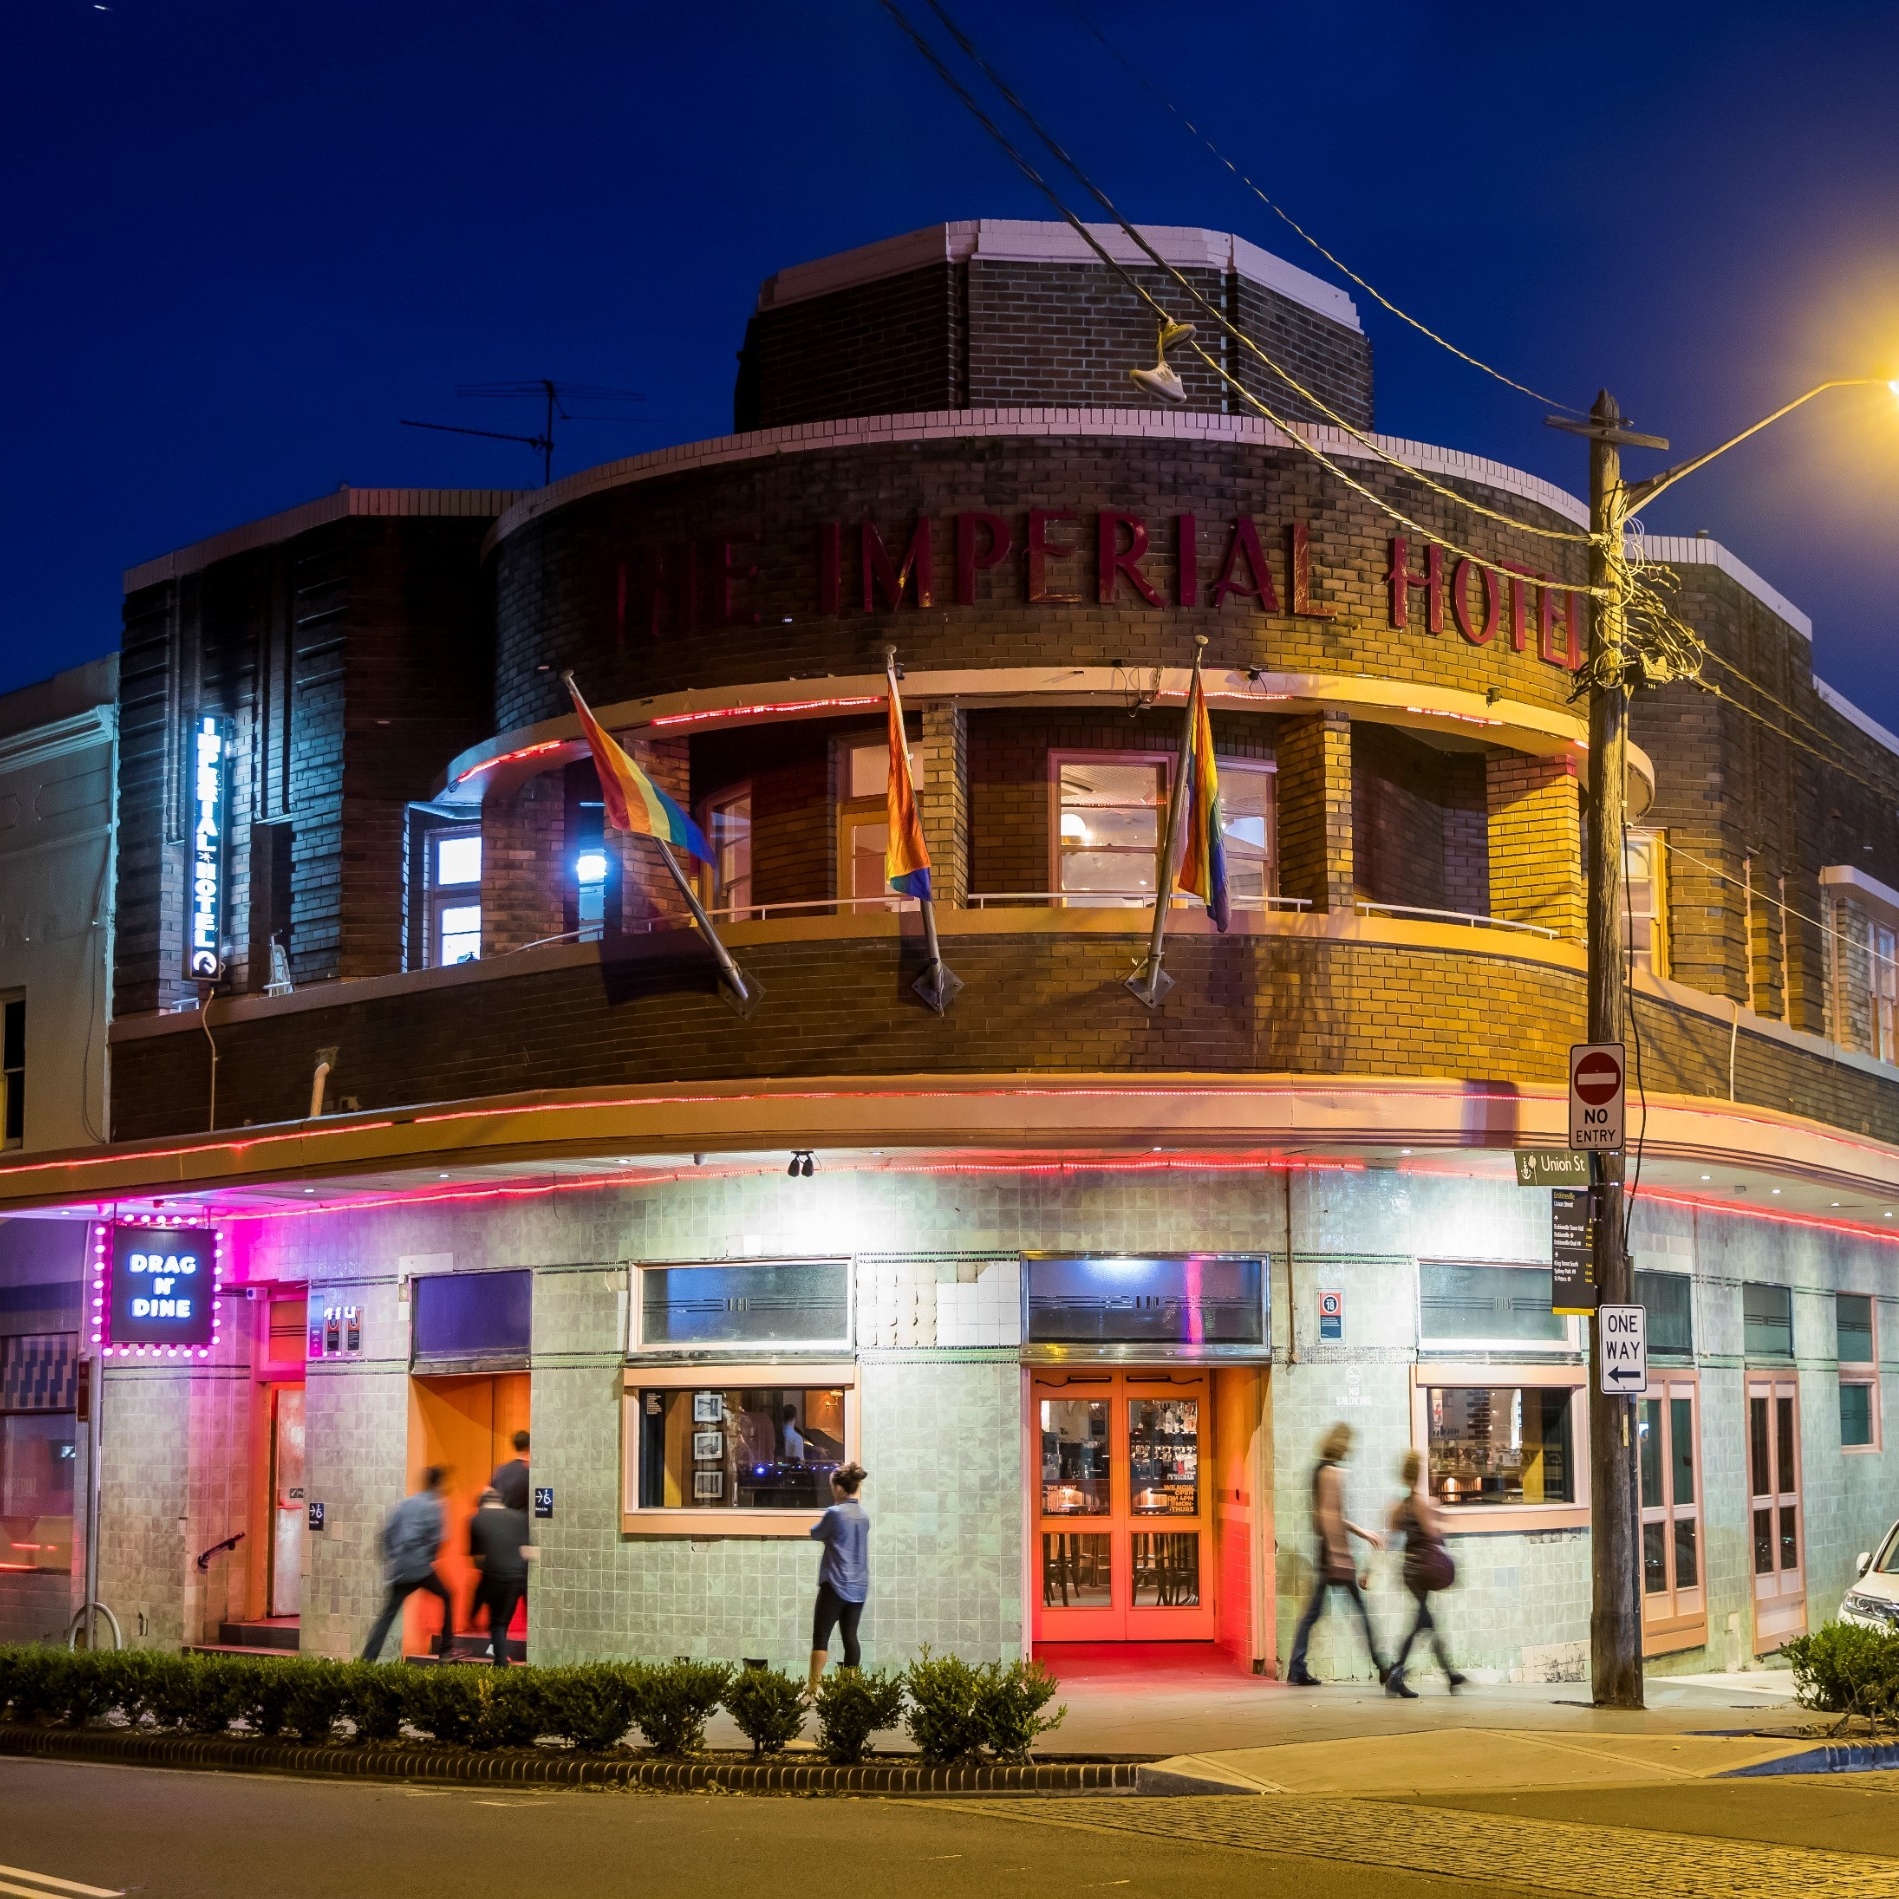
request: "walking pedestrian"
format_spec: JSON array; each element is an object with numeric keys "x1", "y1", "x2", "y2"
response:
[
  {"x1": 468, "y1": 1484, "x2": 531, "y2": 1666},
  {"x1": 1385, "y1": 1450, "x2": 1466, "y2": 1697},
  {"x1": 806, "y1": 1461, "x2": 869, "y2": 1697},
  {"x1": 361, "y1": 1465, "x2": 453, "y2": 1662},
  {"x1": 1285, "y1": 1423, "x2": 1389, "y2": 1687},
  {"x1": 491, "y1": 1430, "x2": 531, "y2": 1512}
]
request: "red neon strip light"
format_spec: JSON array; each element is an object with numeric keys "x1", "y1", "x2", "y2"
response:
[
  {"x1": 1642, "y1": 1188, "x2": 1899, "y2": 1247},
  {"x1": 647, "y1": 695, "x2": 882, "y2": 730},
  {"x1": 451, "y1": 738, "x2": 566, "y2": 785}
]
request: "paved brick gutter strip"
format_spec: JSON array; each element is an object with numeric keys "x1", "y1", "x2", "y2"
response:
[{"x1": 0, "y1": 1724, "x2": 1208, "y2": 1796}]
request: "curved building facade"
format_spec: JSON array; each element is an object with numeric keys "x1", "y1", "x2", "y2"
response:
[{"x1": 10, "y1": 220, "x2": 1899, "y2": 1684}]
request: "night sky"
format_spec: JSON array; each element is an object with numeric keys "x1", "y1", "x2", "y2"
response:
[{"x1": 6, "y1": 3, "x2": 1898, "y2": 721}]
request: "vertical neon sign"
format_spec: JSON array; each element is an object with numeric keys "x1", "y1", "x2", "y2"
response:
[{"x1": 186, "y1": 713, "x2": 226, "y2": 982}]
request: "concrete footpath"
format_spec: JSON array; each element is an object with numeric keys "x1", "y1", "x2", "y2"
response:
[{"x1": 1018, "y1": 1647, "x2": 1838, "y2": 1795}]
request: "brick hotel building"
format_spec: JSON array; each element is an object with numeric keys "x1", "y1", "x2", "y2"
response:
[{"x1": 7, "y1": 219, "x2": 1899, "y2": 1681}]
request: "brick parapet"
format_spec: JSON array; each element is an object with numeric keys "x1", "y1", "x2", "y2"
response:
[
  {"x1": 1486, "y1": 751, "x2": 1583, "y2": 940},
  {"x1": 1276, "y1": 711, "x2": 1352, "y2": 913}
]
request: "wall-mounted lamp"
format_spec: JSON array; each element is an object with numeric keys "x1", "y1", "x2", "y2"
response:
[{"x1": 787, "y1": 1150, "x2": 815, "y2": 1179}]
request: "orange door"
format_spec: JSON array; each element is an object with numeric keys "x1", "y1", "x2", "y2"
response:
[
  {"x1": 1033, "y1": 1369, "x2": 1215, "y2": 1642},
  {"x1": 406, "y1": 1373, "x2": 531, "y2": 1656}
]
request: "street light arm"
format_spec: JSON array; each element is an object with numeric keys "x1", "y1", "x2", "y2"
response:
[{"x1": 1622, "y1": 378, "x2": 1885, "y2": 511}]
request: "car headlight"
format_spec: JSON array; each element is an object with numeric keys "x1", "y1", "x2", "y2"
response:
[{"x1": 1843, "y1": 1590, "x2": 1894, "y2": 1622}]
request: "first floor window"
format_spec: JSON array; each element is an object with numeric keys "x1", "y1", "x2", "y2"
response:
[
  {"x1": 1878, "y1": 924, "x2": 1899, "y2": 1064},
  {"x1": 702, "y1": 785, "x2": 753, "y2": 916},
  {"x1": 0, "y1": 1331, "x2": 77, "y2": 1574},
  {"x1": 426, "y1": 827, "x2": 482, "y2": 966},
  {"x1": 1, "y1": 995, "x2": 20, "y2": 1148},
  {"x1": 1624, "y1": 828, "x2": 1668, "y2": 977},
  {"x1": 1056, "y1": 754, "x2": 1168, "y2": 903},
  {"x1": 636, "y1": 1259, "x2": 851, "y2": 1351},
  {"x1": 634, "y1": 1384, "x2": 847, "y2": 1510},
  {"x1": 1636, "y1": 1269, "x2": 1694, "y2": 1359},
  {"x1": 1424, "y1": 1384, "x2": 1577, "y2": 1506},
  {"x1": 1418, "y1": 1261, "x2": 1570, "y2": 1350},
  {"x1": 1744, "y1": 1281, "x2": 1794, "y2": 1359},
  {"x1": 1839, "y1": 1292, "x2": 1879, "y2": 1449}
]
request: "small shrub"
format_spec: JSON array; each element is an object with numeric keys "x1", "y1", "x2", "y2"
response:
[
  {"x1": 481, "y1": 1668, "x2": 555, "y2": 1749},
  {"x1": 5, "y1": 1647, "x2": 72, "y2": 1725},
  {"x1": 1787, "y1": 1621, "x2": 1899, "y2": 1721},
  {"x1": 183, "y1": 1656, "x2": 248, "y2": 1734},
  {"x1": 974, "y1": 1658, "x2": 1064, "y2": 1764},
  {"x1": 903, "y1": 1649, "x2": 988, "y2": 1764},
  {"x1": 404, "y1": 1665, "x2": 486, "y2": 1745},
  {"x1": 813, "y1": 1668, "x2": 905, "y2": 1765},
  {"x1": 540, "y1": 1664, "x2": 641, "y2": 1753},
  {"x1": 630, "y1": 1660, "x2": 733, "y2": 1756},
  {"x1": 722, "y1": 1667, "x2": 805, "y2": 1755},
  {"x1": 342, "y1": 1660, "x2": 411, "y2": 1742},
  {"x1": 283, "y1": 1659, "x2": 351, "y2": 1744},
  {"x1": 141, "y1": 1652, "x2": 208, "y2": 1731}
]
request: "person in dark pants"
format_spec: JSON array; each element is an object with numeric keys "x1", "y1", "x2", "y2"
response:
[
  {"x1": 468, "y1": 1485, "x2": 531, "y2": 1665},
  {"x1": 362, "y1": 1466, "x2": 452, "y2": 1662},
  {"x1": 1386, "y1": 1450, "x2": 1466, "y2": 1697},
  {"x1": 491, "y1": 1430, "x2": 530, "y2": 1513},
  {"x1": 1285, "y1": 1424, "x2": 1389, "y2": 1687},
  {"x1": 806, "y1": 1461, "x2": 869, "y2": 1697}
]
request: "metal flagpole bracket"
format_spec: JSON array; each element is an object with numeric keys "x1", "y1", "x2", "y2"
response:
[
  {"x1": 913, "y1": 952, "x2": 964, "y2": 1015},
  {"x1": 1123, "y1": 954, "x2": 1175, "y2": 1010}
]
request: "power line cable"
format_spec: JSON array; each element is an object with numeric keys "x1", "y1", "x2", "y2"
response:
[
  {"x1": 913, "y1": 0, "x2": 1593, "y2": 550},
  {"x1": 876, "y1": 0, "x2": 1612, "y2": 596},
  {"x1": 1056, "y1": 0, "x2": 1583, "y2": 415}
]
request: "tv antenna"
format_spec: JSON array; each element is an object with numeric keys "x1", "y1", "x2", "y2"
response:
[{"x1": 400, "y1": 379, "x2": 647, "y2": 485}]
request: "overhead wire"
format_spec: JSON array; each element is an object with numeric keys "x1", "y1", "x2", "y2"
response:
[
  {"x1": 876, "y1": 0, "x2": 1612, "y2": 598},
  {"x1": 1055, "y1": 0, "x2": 1582, "y2": 416},
  {"x1": 913, "y1": 0, "x2": 1595, "y2": 552}
]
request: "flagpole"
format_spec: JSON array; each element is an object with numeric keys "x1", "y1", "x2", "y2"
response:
[
  {"x1": 885, "y1": 648, "x2": 963, "y2": 1015},
  {"x1": 650, "y1": 833, "x2": 763, "y2": 1017},
  {"x1": 1126, "y1": 635, "x2": 1207, "y2": 1010}
]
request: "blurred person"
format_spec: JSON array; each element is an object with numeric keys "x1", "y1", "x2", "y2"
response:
[
  {"x1": 1385, "y1": 1449, "x2": 1466, "y2": 1697},
  {"x1": 362, "y1": 1465, "x2": 452, "y2": 1661},
  {"x1": 491, "y1": 1429, "x2": 531, "y2": 1513},
  {"x1": 806, "y1": 1462, "x2": 869, "y2": 1697},
  {"x1": 468, "y1": 1484, "x2": 532, "y2": 1666},
  {"x1": 1285, "y1": 1423, "x2": 1388, "y2": 1687}
]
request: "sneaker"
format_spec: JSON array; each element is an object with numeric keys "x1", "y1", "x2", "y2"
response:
[
  {"x1": 1385, "y1": 1669, "x2": 1418, "y2": 1699},
  {"x1": 1284, "y1": 1668, "x2": 1322, "y2": 1687}
]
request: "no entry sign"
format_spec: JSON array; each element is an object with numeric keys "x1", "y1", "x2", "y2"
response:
[{"x1": 1568, "y1": 1042, "x2": 1625, "y2": 1152}]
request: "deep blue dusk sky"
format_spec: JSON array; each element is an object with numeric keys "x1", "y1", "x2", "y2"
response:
[{"x1": 6, "y1": 3, "x2": 1898, "y2": 720}]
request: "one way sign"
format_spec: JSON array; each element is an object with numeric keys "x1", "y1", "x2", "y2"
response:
[{"x1": 1598, "y1": 1303, "x2": 1647, "y2": 1396}]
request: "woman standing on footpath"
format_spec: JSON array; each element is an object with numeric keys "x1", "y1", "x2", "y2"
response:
[
  {"x1": 1386, "y1": 1449, "x2": 1467, "y2": 1697},
  {"x1": 807, "y1": 1462, "x2": 870, "y2": 1697}
]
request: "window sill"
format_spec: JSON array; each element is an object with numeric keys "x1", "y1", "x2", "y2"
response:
[
  {"x1": 1842, "y1": 1442, "x2": 1883, "y2": 1455},
  {"x1": 1440, "y1": 1504, "x2": 1589, "y2": 1534},
  {"x1": 620, "y1": 1508, "x2": 824, "y2": 1538}
]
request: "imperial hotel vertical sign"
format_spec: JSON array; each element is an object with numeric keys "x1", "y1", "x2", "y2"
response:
[{"x1": 186, "y1": 713, "x2": 227, "y2": 981}]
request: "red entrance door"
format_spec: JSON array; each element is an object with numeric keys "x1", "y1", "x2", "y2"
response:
[{"x1": 1033, "y1": 1369, "x2": 1215, "y2": 1641}]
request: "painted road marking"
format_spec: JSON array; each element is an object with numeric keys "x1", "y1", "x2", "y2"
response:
[
  {"x1": 0, "y1": 1869, "x2": 122, "y2": 1899},
  {"x1": 949, "y1": 1795, "x2": 1899, "y2": 1898}
]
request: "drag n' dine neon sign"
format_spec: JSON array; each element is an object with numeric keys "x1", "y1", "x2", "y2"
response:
[{"x1": 185, "y1": 713, "x2": 227, "y2": 982}]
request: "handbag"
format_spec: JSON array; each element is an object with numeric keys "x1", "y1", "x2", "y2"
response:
[{"x1": 1404, "y1": 1534, "x2": 1456, "y2": 1594}]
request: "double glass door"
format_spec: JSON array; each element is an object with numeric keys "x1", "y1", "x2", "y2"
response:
[
  {"x1": 1638, "y1": 1377, "x2": 1704, "y2": 1649},
  {"x1": 1748, "y1": 1376, "x2": 1806, "y2": 1646},
  {"x1": 1033, "y1": 1369, "x2": 1214, "y2": 1640}
]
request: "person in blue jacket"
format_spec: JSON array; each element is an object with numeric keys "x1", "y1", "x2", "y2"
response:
[{"x1": 806, "y1": 1461, "x2": 869, "y2": 1697}]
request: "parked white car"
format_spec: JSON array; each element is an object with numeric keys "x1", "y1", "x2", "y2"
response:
[{"x1": 1839, "y1": 1523, "x2": 1899, "y2": 1630}]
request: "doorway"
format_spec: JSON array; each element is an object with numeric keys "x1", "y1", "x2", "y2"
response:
[
  {"x1": 1638, "y1": 1375, "x2": 1705, "y2": 1653},
  {"x1": 1747, "y1": 1375, "x2": 1805, "y2": 1649},
  {"x1": 1033, "y1": 1369, "x2": 1216, "y2": 1642},
  {"x1": 406, "y1": 1373, "x2": 531, "y2": 1660},
  {"x1": 267, "y1": 1386, "x2": 306, "y2": 1619}
]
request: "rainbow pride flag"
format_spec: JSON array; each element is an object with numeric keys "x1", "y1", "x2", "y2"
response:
[
  {"x1": 884, "y1": 669, "x2": 933, "y2": 902},
  {"x1": 1173, "y1": 668, "x2": 1230, "y2": 931},
  {"x1": 563, "y1": 675, "x2": 713, "y2": 865}
]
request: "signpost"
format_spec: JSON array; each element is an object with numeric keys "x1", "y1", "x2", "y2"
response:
[
  {"x1": 1569, "y1": 1043, "x2": 1626, "y2": 1151},
  {"x1": 1598, "y1": 1304, "x2": 1647, "y2": 1396},
  {"x1": 1551, "y1": 1189, "x2": 1597, "y2": 1313}
]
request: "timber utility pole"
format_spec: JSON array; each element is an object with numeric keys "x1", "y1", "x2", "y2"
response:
[{"x1": 1550, "y1": 390, "x2": 1668, "y2": 1710}]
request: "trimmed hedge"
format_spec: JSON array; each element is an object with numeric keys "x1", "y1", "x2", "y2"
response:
[
  {"x1": 0, "y1": 1645, "x2": 1065, "y2": 1761},
  {"x1": 1787, "y1": 1620, "x2": 1899, "y2": 1723}
]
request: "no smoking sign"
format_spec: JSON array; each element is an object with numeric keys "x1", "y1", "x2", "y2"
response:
[{"x1": 1568, "y1": 1042, "x2": 1626, "y2": 1152}]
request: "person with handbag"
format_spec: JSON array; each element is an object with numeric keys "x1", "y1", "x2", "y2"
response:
[
  {"x1": 1386, "y1": 1449, "x2": 1467, "y2": 1698},
  {"x1": 1285, "y1": 1423, "x2": 1389, "y2": 1687}
]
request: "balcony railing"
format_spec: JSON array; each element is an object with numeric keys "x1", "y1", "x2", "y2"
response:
[{"x1": 1353, "y1": 899, "x2": 1559, "y2": 940}]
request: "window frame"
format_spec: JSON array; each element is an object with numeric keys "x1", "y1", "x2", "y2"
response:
[
  {"x1": 618, "y1": 1362, "x2": 858, "y2": 1536},
  {"x1": 628, "y1": 1257, "x2": 855, "y2": 1357},
  {"x1": 697, "y1": 782, "x2": 754, "y2": 919},
  {"x1": 1, "y1": 992, "x2": 22, "y2": 1150},
  {"x1": 1623, "y1": 827, "x2": 1669, "y2": 979},
  {"x1": 1416, "y1": 1258, "x2": 1582, "y2": 1356},
  {"x1": 1838, "y1": 1292, "x2": 1881, "y2": 1454},
  {"x1": 1409, "y1": 1362, "x2": 1590, "y2": 1533},
  {"x1": 423, "y1": 823, "x2": 483, "y2": 969},
  {"x1": 1742, "y1": 1281, "x2": 1796, "y2": 1362}
]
